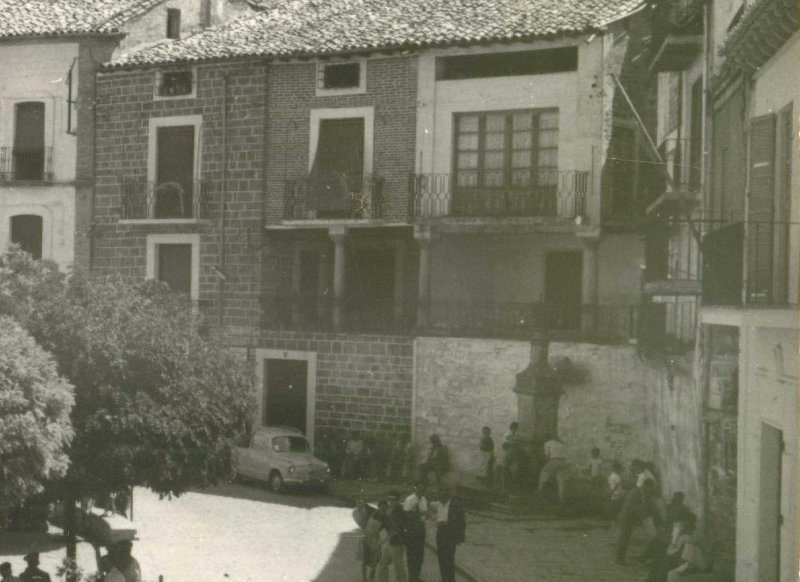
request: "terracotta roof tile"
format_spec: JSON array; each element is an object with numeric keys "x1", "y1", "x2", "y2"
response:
[
  {"x1": 108, "y1": 0, "x2": 644, "y2": 67},
  {"x1": 0, "y1": 0, "x2": 165, "y2": 39}
]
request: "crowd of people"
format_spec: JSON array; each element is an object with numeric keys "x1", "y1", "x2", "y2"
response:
[{"x1": 353, "y1": 483, "x2": 465, "y2": 582}]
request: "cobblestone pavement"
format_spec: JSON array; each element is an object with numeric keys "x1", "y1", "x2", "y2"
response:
[{"x1": 439, "y1": 508, "x2": 650, "y2": 582}]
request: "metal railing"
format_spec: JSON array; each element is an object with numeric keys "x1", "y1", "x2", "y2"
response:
[
  {"x1": 0, "y1": 147, "x2": 53, "y2": 182},
  {"x1": 121, "y1": 180, "x2": 210, "y2": 220},
  {"x1": 261, "y1": 294, "x2": 638, "y2": 343},
  {"x1": 283, "y1": 174, "x2": 384, "y2": 220},
  {"x1": 408, "y1": 170, "x2": 588, "y2": 219}
]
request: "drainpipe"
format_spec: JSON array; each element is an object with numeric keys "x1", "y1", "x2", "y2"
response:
[{"x1": 218, "y1": 72, "x2": 229, "y2": 330}]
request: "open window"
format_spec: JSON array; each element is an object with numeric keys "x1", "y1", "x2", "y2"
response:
[
  {"x1": 146, "y1": 234, "x2": 199, "y2": 300},
  {"x1": 156, "y1": 70, "x2": 194, "y2": 99},
  {"x1": 13, "y1": 102, "x2": 46, "y2": 181},
  {"x1": 10, "y1": 214, "x2": 43, "y2": 260},
  {"x1": 308, "y1": 118, "x2": 365, "y2": 217},
  {"x1": 166, "y1": 8, "x2": 181, "y2": 40}
]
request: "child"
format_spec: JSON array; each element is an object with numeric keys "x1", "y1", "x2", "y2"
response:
[
  {"x1": 478, "y1": 426, "x2": 495, "y2": 485},
  {"x1": 607, "y1": 461, "x2": 624, "y2": 518}
]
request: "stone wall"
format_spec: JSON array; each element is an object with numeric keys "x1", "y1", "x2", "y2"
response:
[
  {"x1": 413, "y1": 336, "x2": 656, "y2": 476},
  {"x1": 643, "y1": 352, "x2": 705, "y2": 512}
]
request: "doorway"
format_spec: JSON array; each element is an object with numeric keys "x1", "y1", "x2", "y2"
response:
[
  {"x1": 155, "y1": 125, "x2": 195, "y2": 218},
  {"x1": 544, "y1": 251, "x2": 583, "y2": 330},
  {"x1": 347, "y1": 247, "x2": 396, "y2": 330},
  {"x1": 263, "y1": 359, "x2": 309, "y2": 434},
  {"x1": 309, "y1": 118, "x2": 365, "y2": 217},
  {"x1": 758, "y1": 423, "x2": 783, "y2": 582}
]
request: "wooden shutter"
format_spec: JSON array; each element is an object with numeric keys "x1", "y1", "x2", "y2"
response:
[
  {"x1": 747, "y1": 113, "x2": 776, "y2": 303},
  {"x1": 773, "y1": 105, "x2": 793, "y2": 304}
]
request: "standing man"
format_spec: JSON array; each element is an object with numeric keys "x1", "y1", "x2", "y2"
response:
[
  {"x1": 375, "y1": 491, "x2": 408, "y2": 582},
  {"x1": 432, "y1": 486, "x2": 465, "y2": 582},
  {"x1": 403, "y1": 483, "x2": 428, "y2": 582},
  {"x1": 478, "y1": 427, "x2": 495, "y2": 486},
  {"x1": 538, "y1": 434, "x2": 569, "y2": 503},
  {"x1": 19, "y1": 553, "x2": 50, "y2": 582}
]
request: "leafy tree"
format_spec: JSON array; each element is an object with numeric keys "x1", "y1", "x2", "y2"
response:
[
  {"x1": 0, "y1": 316, "x2": 74, "y2": 508},
  {"x1": 0, "y1": 248, "x2": 254, "y2": 500}
]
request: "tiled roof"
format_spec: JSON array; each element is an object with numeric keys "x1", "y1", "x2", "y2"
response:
[
  {"x1": 108, "y1": 0, "x2": 644, "y2": 67},
  {"x1": 0, "y1": 0, "x2": 165, "y2": 39}
]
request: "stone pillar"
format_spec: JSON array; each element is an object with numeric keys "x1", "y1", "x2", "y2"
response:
[
  {"x1": 581, "y1": 237, "x2": 600, "y2": 336},
  {"x1": 330, "y1": 225, "x2": 347, "y2": 331},
  {"x1": 414, "y1": 225, "x2": 432, "y2": 328},
  {"x1": 513, "y1": 332, "x2": 563, "y2": 442}
]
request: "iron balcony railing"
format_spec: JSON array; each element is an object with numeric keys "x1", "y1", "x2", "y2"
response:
[
  {"x1": 408, "y1": 170, "x2": 589, "y2": 219},
  {"x1": 0, "y1": 147, "x2": 54, "y2": 182},
  {"x1": 121, "y1": 180, "x2": 210, "y2": 220},
  {"x1": 261, "y1": 294, "x2": 638, "y2": 343},
  {"x1": 283, "y1": 174, "x2": 384, "y2": 220}
]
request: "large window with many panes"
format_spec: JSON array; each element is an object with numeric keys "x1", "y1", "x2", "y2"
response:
[{"x1": 453, "y1": 109, "x2": 558, "y2": 190}]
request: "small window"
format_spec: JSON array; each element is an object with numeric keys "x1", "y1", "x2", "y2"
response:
[
  {"x1": 320, "y1": 63, "x2": 361, "y2": 90},
  {"x1": 166, "y1": 8, "x2": 181, "y2": 40},
  {"x1": 158, "y1": 70, "x2": 193, "y2": 97},
  {"x1": 272, "y1": 437, "x2": 309, "y2": 453}
]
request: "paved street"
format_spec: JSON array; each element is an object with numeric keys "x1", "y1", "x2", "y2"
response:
[{"x1": 0, "y1": 483, "x2": 462, "y2": 582}]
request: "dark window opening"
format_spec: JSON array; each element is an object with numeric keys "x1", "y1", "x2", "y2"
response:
[
  {"x1": 263, "y1": 359, "x2": 308, "y2": 432},
  {"x1": 13, "y1": 102, "x2": 45, "y2": 181},
  {"x1": 158, "y1": 70, "x2": 193, "y2": 97},
  {"x1": 436, "y1": 47, "x2": 578, "y2": 81},
  {"x1": 321, "y1": 63, "x2": 361, "y2": 89},
  {"x1": 166, "y1": 9, "x2": 181, "y2": 40},
  {"x1": 308, "y1": 118, "x2": 364, "y2": 217},
  {"x1": 157, "y1": 243, "x2": 192, "y2": 295},
  {"x1": 10, "y1": 215, "x2": 43, "y2": 260},
  {"x1": 155, "y1": 125, "x2": 195, "y2": 218}
]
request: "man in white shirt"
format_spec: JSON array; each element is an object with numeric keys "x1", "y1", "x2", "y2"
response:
[
  {"x1": 403, "y1": 483, "x2": 428, "y2": 582},
  {"x1": 430, "y1": 487, "x2": 465, "y2": 582},
  {"x1": 537, "y1": 435, "x2": 569, "y2": 503}
]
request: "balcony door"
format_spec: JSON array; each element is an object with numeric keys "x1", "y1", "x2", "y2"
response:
[
  {"x1": 13, "y1": 102, "x2": 45, "y2": 181},
  {"x1": 310, "y1": 118, "x2": 364, "y2": 218},
  {"x1": 156, "y1": 125, "x2": 195, "y2": 218},
  {"x1": 544, "y1": 251, "x2": 582, "y2": 330}
]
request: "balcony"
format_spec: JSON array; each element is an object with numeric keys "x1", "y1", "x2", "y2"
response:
[
  {"x1": 649, "y1": 0, "x2": 704, "y2": 72},
  {"x1": 408, "y1": 170, "x2": 588, "y2": 220},
  {"x1": 283, "y1": 174, "x2": 384, "y2": 220},
  {"x1": 261, "y1": 294, "x2": 638, "y2": 343},
  {"x1": 121, "y1": 180, "x2": 210, "y2": 220},
  {"x1": 0, "y1": 147, "x2": 54, "y2": 182}
]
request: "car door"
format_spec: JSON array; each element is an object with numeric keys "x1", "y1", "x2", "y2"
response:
[{"x1": 250, "y1": 431, "x2": 274, "y2": 481}]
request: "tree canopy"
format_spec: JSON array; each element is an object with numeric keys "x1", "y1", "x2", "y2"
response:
[
  {"x1": 0, "y1": 248, "x2": 254, "y2": 499},
  {"x1": 0, "y1": 316, "x2": 74, "y2": 507}
]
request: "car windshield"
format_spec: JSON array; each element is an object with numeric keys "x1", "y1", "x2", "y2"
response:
[{"x1": 272, "y1": 436, "x2": 309, "y2": 453}]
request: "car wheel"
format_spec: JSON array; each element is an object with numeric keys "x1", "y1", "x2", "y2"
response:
[{"x1": 269, "y1": 471, "x2": 284, "y2": 494}]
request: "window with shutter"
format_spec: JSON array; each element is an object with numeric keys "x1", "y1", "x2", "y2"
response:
[{"x1": 747, "y1": 113, "x2": 776, "y2": 304}]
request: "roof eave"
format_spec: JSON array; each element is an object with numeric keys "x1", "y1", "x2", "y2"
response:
[{"x1": 102, "y1": 27, "x2": 604, "y2": 71}]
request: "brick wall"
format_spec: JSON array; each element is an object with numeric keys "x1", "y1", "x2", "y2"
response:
[
  {"x1": 92, "y1": 61, "x2": 267, "y2": 334},
  {"x1": 264, "y1": 56, "x2": 418, "y2": 223},
  {"x1": 257, "y1": 329, "x2": 414, "y2": 437}
]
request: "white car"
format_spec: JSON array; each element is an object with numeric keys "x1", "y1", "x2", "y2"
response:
[{"x1": 233, "y1": 427, "x2": 331, "y2": 493}]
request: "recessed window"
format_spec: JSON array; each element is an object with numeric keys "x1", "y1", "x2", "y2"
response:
[
  {"x1": 158, "y1": 70, "x2": 193, "y2": 97},
  {"x1": 319, "y1": 62, "x2": 361, "y2": 90},
  {"x1": 166, "y1": 8, "x2": 181, "y2": 40},
  {"x1": 436, "y1": 47, "x2": 578, "y2": 81},
  {"x1": 12, "y1": 102, "x2": 47, "y2": 181},
  {"x1": 10, "y1": 214, "x2": 43, "y2": 260},
  {"x1": 158, "y1": 243, "x2": 192, "y2": 295}
]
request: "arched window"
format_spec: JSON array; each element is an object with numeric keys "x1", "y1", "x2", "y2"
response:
[{"x1": 10, "y1": 214, "x2": 43, "y2": 259}]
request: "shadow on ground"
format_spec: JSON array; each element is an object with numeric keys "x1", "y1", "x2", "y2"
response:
[{"x1": 194, "y1": 481, "x2": 353, "y2": 510}]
